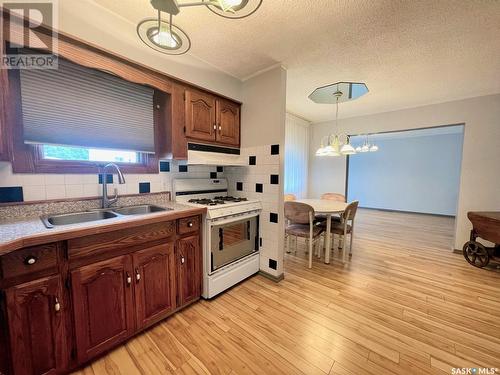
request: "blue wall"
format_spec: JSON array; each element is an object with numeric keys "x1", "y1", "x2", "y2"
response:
[{"x1": 347, "y1": 131, "x2": 464, "y2": 216}]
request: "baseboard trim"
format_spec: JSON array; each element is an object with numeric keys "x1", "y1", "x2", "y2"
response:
[
  {"x1": 259, "y1": 270, "x2": 284, "y2": 283},
  {"x1": 453, "y1": 248, "x2": 462, "y2": 254},
  {"x1": 358, "y1": 206, "x2": 456, "y2": 218}
]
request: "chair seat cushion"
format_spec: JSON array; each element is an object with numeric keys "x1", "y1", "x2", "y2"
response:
[
  {"x1": 286, "y1": 224, "x2": 324, "y2": 238},
  {"x1": 330, "y1": 222, "x2": 352, "y2": 234},
  {"x1": 315, "y1": 214, "x2": 341, "y2": 224}
]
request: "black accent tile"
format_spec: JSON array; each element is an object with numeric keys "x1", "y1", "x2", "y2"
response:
[
  {"x1": 98, "y1": 174, "x2": 113, "y2": 184},
  {"x1": 269, "y1": 259, "x2": 277, "y2": 270},
  {"x1": 159, "y1": 161, "x2": 170, "y2": 172},
  {"x1": 270, "y1": 212, "x2": 278, "y2": 223},
  {"x1": 179, "y1": 165, "x2": 188, "y2": 172},
  {"x1": 271, "y1": 144, "x2": 280, "y2": 155},
  {"x1": 259, "y1": 238, "x2": 263, "y2": 247},
  {"x1": 139, "y1": 182, "x2": 150, "y2": 194},
  {"x1": 249, "y1": 156, "x2": 256, "y2": 165},
  {"x1": 210, "y1": 172, "x2": 217, "y2": 179},
  {"x1": 217, "y1": 166, "x2": 224, "y2": 172},
  {"x1": 270, "y1": 174, "x2": 279, "y2": 185},
  {"x1": 0, "y1": 186, "x2": 23, "y2": 203},
  {"x1": 236, "y1": 182, "x2": 243, "y2": 191},
  {"x1": 255, "y1": 183, "x2": 263, "y2": 193}
]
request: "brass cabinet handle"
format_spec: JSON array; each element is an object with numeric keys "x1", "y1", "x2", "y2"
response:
[
  {"x1": 187, "y1": 222, "x2": 193, "y2": 228},
  {"x1": 24, "y1": 256, "x2": 37, "y2": 265},
  {"x1": 213, "y1": 124, "x2": 217, "y2": 130},
  {"x1": 218, "y1": 124, "x2": 221, "y2": 131},
  {"x1": 135, "y1": 269, "x2": 141, "y2": 283},
  {"x1": 181, "y1": 256, "x2": 185, "y2": 265},
  {"x1": 54, "y1": 297, "x2": 61, "y2": 313},
  {"x1": 126, "y1": 272, "x2": 132, "y2": 286}
]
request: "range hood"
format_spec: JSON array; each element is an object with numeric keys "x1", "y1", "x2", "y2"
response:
[{"x1": 187, "y1": 143, "x2": 246, "y2": 166}]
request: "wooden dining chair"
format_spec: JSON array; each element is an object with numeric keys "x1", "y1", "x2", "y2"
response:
[
  {"x1": 284, "y1": 194, "x2": 297, "y2": 252},
  {"x1": 284, "y1": 202, "x2": 324, "y2": 268},
  {"x1": 325, "y1": 201, "x2": 359, "y2": 263},
  {"x1": 320, "y1": 193, "x2": 346, "y2": 202},
  {"x1": 316, "y1": 192, "x2": 346, "y2": 224}
]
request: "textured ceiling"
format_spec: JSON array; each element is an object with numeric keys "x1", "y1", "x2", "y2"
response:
[{"x1": 91, "y1": 0, "x2": 500, "y2": 122}]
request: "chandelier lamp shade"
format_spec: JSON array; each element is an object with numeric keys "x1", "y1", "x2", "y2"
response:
[
  {"x1": 137, "y1": 0, "x2": 263, "y2": 55},
  {"x1": 309, "y1": 82, "x2": 378, "y2": 157}
]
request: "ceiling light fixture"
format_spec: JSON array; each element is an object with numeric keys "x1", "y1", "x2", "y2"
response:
[
  {"x1": 309, "y1": 82, "x2": 369, "y2": 157},
  {"x1": 138, "y1": 0, "x2": 263, "y2": 55}
]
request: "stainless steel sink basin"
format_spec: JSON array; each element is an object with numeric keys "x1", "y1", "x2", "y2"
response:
[
  {"x1": 41, "y1": 210, "x2": 118, "y2": 228},
  {"x1": 112, "y1": 205, "x2": 170, "y2": 215}
]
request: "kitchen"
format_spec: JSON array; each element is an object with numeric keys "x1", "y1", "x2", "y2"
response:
[{"x1": 1, "y1": 1, "x2": 500, "y2": 375}]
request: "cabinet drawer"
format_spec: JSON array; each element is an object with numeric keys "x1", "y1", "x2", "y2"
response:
[
  {"x1": 1, "y1": 243, "x2": 59, "y2": 279},
  {"x1": 178, "y1": 216, "x2": 200, "y2": 235}
]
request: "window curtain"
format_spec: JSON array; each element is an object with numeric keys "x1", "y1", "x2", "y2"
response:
[{"x1": 285, "y1": 113, "x2": 310, "y2": 198}]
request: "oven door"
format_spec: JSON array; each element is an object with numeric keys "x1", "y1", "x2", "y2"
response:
[{"x1": 210, "y1": 213, "x2": 259, "y2": 272}]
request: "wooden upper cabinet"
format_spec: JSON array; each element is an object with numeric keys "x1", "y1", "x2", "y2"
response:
[
  {"x1": 216, "y1": 99, "x2": 240, "y2": 147},
  {"x1": 133, "y1": 244, "x2": 176, "y2": 330},
  {"x1": 71, "y1": 255, "x2": 134, "y2": 364},
  {"x1": 183, "y1": 88, "x2": 241, "y2": 148},
  {"x1": 185, "y1": 89, "x2": 216, "y2": 142},
  {"x1": 176, "y1": 235, "x2": 202, "y2": 306},
  {"x1": 5, "y1": 275, "x2": 68, "y2": 375}
]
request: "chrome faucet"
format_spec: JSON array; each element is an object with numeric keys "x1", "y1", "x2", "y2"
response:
[{"x1": 101, "y1": 163, "x2": 126, "y2": 208}]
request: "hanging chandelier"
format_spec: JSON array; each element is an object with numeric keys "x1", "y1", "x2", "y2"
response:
[
  {"x1": 355, "y1": 134, "x2": 379, "y2": 153},
  {"x1": 309, "y1": 82, "x2": 369, "y2": 157},
  {"x1": 137, "y1": 0, "x2": 263, "y2": 55}
]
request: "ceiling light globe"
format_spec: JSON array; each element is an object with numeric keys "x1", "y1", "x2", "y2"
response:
[
  {"x1": 152, "y1": 30, "x2": 179, "y2": 48},
  {"x1": 341, "y1": 144, "x2": 356, "y2": 155},
  {"x1": 369, "y1": 145, "x2": 379, "y2": 152},
  {"x1": 361, "y1": 144, "x2": 370, "y2": 153}
]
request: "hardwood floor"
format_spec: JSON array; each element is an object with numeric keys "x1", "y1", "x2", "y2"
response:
[{"x1": 73, "y1": 209, "x2": 500, "y2": 375}]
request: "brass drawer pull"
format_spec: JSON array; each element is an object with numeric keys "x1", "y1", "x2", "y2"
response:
[
  {"x1": 54, "y1": 297, "x2": 61, "y2": 313},
  {"x1": 24, "y1": 256, "x2": 37, "y2": 266},
  {"x1": 135, "y1": 269, "x2": 141, "y2": 283},
  {"x1": 187, "y1": 222, "x2": 193, "y2": 228}
]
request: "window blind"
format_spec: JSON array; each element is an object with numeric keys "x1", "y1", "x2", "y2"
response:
[{"x1": 19, "y1": 57, "x2": 155, "y2": 153}]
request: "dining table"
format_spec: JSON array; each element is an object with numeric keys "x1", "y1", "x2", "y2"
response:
[{"x1": 295, "y1": 199, "x2": 348, "y2": 264}]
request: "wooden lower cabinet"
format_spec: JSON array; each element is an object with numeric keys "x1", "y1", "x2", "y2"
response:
[
  {"x1": 4, "y1": 275, "x2": 68, "y2": 375},
  {"x1": 176, "y1": 235, "x2": 201, "y2": 306},
  {"x1": 133, "y1": 243, "x2": 176, "y2": 329},
  {"x1": 0, "y1": 216, "x2": 203, "y2": 374},
  {"x1": 71, "y1": 255, "x2": 135, "y2": 364}
]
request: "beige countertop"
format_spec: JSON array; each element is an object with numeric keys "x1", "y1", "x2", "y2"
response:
[{"x1": 0, "y1": 201, "x2": 205, "y2": 255}]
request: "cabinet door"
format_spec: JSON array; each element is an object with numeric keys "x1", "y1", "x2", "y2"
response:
[
  {"x1": 71, "y1": 255, "x2": 134, "y2": 363},
  {"x1": 185, "y1": 89, "x2": 216, "y2": 142},
  {"x1": 176, "y1": 235, "x2": 202, "y2": 306},
  {"x1": 216, "y1": 99, "x2": 240, "y2": 146},
  {"x1": 133, "y1": 243, "x2": 176, "y2": 330},
  {"x1": 5, "y1": 275, "x2": 68, "y2": 375}
]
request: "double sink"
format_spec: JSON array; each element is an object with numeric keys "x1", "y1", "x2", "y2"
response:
[{"x1": 41, "y1": 204, "x2": 171, "y2": 229}]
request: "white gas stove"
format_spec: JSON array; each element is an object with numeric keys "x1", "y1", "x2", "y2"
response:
[{"x1": 173, "y1": 179, "x2": 261, "y2": 299}]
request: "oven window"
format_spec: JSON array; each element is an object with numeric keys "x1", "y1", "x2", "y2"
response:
[
  {"x1": 222, "y1": 223, "x2": 248, "y2": 247},
  {"x1": 211, "y1": 216, "x2": 258, "y2": 272}
]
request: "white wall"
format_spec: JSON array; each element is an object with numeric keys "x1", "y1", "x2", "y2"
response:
[
  {"x1": 228, "y1": 66, "x2": 286, "y2": 279},
  {"x1": 347, "y1": 131, "x2": 464, "y2": 216},
  {"x1": 309, "y1": 94, "x2": 500, "y2": 250}
]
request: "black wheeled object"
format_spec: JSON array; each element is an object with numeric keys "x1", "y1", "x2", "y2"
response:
[{"x1": 463, "y1": 211, "x2": 500, "y2": 268}]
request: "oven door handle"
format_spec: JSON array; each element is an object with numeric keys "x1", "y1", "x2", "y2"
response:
[
  {"x1": 209, "y1": 210, "x2": 260, "y2": 226},
  {"x1": 219, "y1": 228, "x2": 224, "y2": 251}
]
